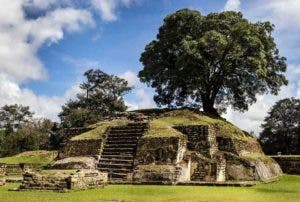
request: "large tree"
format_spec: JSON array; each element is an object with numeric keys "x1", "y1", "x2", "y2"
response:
[
  {"x1": 0, "y1": 104, "x2": 34, "y2": 133},
  {"x1": 138, "y1": 9, "x2": 288, "y2": 116},
  {"x1": 59, "y1": 69, "x2": 132, "y2": 127},
  {"x1": 259, "y1": 98, "x2": 300, "y2": 155}
]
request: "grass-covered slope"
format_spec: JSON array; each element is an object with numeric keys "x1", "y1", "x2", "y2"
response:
[
  {"x1": 71, "y1": 118, "x2": 129, "y2": 141},
  {"x1": 0, "y1": 150, "x2": 57, "y2": 166},
  {"x1": 144, "y1": 109, "x2": 254, "y2": 141},
  {"x1": 70, "y1": 109, "x2": 255, "y2": 142}
]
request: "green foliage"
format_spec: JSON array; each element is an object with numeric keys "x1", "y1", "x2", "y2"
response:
[
  {"x1": 0, "y1": 104, "x2": 34, "y2": 133},
  {"x1": 139, "y1": 9, "x2": 287, "y2": 115},
  {"x1": 1, "y1": 175, "x2": 300, "y2": 202},
  {"x1": 71, "y1": 119, "x2": 129, "y2": 140},
  {"x1": 59, "y1": 69, "x2": 132, "y2": 128},
  {"x1": 0, "y1": 150, "x2": 57, "y2": 166},
  {"x1": 259, "y1": 97, "x2": 300, "y2": 155},
  {"x1": 0, "y1": 119, "x2": 54, "y2": 157}
]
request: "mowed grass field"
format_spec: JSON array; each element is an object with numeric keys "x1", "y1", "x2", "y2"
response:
[{"x1": 0, "y1": 175, "x2": 299, "y2": 202}]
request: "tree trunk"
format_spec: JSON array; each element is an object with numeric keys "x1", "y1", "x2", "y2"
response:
[{"x1": 202, "y1": 96, "x2": 219, "y2": 116}]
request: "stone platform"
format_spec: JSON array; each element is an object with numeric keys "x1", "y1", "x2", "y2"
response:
[{"x1": 19, "y1": 169, "x2": 107, "y2": 191}]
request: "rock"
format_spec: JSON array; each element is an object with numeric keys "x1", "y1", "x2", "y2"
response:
[{"x1": 50, "y1": 157, "x2": 97, "y2": 169}]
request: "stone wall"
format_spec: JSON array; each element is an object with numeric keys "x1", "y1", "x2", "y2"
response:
[
  {"x1": 190, "y1": 153, "x2": 217, "y2": 182},
  {"x1": 135, "y1": 136, "x2": 187, "y2": 165},
  {"x1": 174, "y1": 125, "x2": 217, "y2": 157},
  {"x1": 216, "y1": 137, "x2": 263, "y2": 155},
  {"x1": 0, "y1": 163, "x2": 5, "y2": 186},
  {"x1": 20, "y1": 170, "x2": 107, "y2": 191},
  {"x1": 133, "y1": 163, "x2": 190, "y2": 184},
  {"x1": 58, "y1": 139, "x2": 103, "y2": 159},
  {"x1": 133, "y1": 136, "x2": 190, "y2": 184},
  {"x1": 5, "y1": 163, "x2": 41, "y2": 176},
  {"x1": 271, "y1": 156, "x2": 300, "y2": 174},
  {"x1": 224, "y1": 153, "x2": 258, "y2": 181}
]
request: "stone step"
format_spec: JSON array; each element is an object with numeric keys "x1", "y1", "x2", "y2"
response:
[
  {"x1": 98, "y1": 163, "x2": 133, "y2": 169},
  {"x1": 99, "y1": 167, "x2": 132, "y2": 173},
  {"x1": 108, "y1": 173, "x2": 128, "y2": 179},
  {"x1": 110, "y1": 125, "x2": 147, "y2": 129},
  {"x1": 103, "y1": 147, "x2": 135, "y2": 152},
  {"x1": 105, "y1": 140, "x2": 138, "y2": 144},
  {"x1": 99, "y1": 158, "x2": 133, "y2": 164},
  {"x1": 105, "y1": 141, "x2": 138, "y2": 146},
  {"x1": 109, "y1": 129, "x2": 146, "y2": 134},
  {"x1": 107, "y1": 133, "x2": 143, "y2": 137},
  {"x1": 107, "y1": 135, "x2": 140, "y2": 139},
  {"x1": 101, "y1": 151, "x2": 134, "y2": 155},
  {"x1": 105, "y1": 143, "x2": 137, "y2": 148},
  {"x1": 106, "y1": 138, "x2": 139, "y2": 143},
  {"x1": 100, "y1": 154, "x2": 133, "y2": 160}
]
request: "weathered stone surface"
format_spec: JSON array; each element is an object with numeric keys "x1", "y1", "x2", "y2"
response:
[
  {"x1": 133, "y1": 165, "x2": 177, "y2": 184},
  {"x1": 271, "y1": 156, "x2": 300, "y2": 174},
  {"x1": 0, "y1": 163, "x2": 6, "y2": 186},
  {"x1": 50, "y1": 157, "x2": 97, "y2": 169},
  {"x1": 58, "y1": 139, "x2": 103, "y2": 159},
  {"x1": 20, "y1": 169, "x2": 107, "y2": 191},
  {"x1": 135, "y1": 136, "x2": 187, "y2": 165},
  {"x1": 133, "y1": 136, "x2": 190, "y2": 184},
  {"x1": 216, "y1": 136, "x2": 263, "y2": 155},
  {"x1": 174, "y1": 125, "x2": 217, "y2": 157},
  {"x1": 4, "y1": 163, "x2": 41, "y2": 176}
]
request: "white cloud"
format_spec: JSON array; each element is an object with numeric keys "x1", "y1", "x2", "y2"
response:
[
  {"x1": 248, "y1": 0, "x2": 300, "y2": 30},
  {"x1": 0, "y1": 0, "x2": 94, "y2": 120},
  {"x1": 119, "y1": 70, "x2": 140, "y2": 87},
  {"x1": 91, "y1": 0, "x2": 138, "y2": 21},
  {"x1": 224, "y1": 0, "x2": 240, "y2": 11},
  {"x1": 0, "y1": 74, "x2": 81, "y2": 120},
  {"x1": 125, "y1": 88, "x2": 156, "y2": 111},
  {"x1": 119, "y1": 70, "x2": 156, "y2": 110}
]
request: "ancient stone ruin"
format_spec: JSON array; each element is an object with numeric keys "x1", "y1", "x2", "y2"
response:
[
  {"x1": 20, "y1": 170, "x2": 107, "y2": 191},
  {"x1": 0, "y1": 163, "x2": 6, "y2": 186},
  {"x1": 49, "y1": 109, "x2": 282, "y2": 186}
]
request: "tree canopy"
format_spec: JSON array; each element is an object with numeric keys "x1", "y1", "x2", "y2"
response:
[
  {"x1": 0, "y1": 104, "x2": 34, "y2": 133},
  {"x1": 259, "y1": 97, "x2": 300, "y2": 155},
  {"x1": 59, "y1": 69, "x2": 132, "y2": 127},
  {"x1": 138, "y1": 9, "x2": 288, "y2": 116}
]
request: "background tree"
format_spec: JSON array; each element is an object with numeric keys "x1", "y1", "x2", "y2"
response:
[
  {"x1": 59, "y1": 69, "x2": 132, "y2": 127},
  {"x1": 0, "y1": 104, "x2": 34, "y2": 134},
  {"x1": 0, "y1": 118, "x2": 54, "y2": 157},
  {"x1": 138, "y1": 9, "x2": 288, "y2": 116},
  {"x1": 259, "y1": 98, "x2": 300, "y2": 155}
]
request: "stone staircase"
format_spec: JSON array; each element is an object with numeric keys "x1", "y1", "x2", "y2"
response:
[{"x1": 98, "y1": 122, "x2": 149, "y2": 182}]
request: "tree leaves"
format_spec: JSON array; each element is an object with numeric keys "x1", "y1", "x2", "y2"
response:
[
  {"x1": 59, "y1": 69, "x2": 132, "y2": 128},
  {"x1": 139, "y1": 9, "x2": 288, "y2": 115},
  {"x1": 259, "y1": 98, "x2": 300, "y2": 155}
]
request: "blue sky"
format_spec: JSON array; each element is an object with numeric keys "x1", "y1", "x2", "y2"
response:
[{"x1": 0, "y1": 0, "x2": 299, "y2": 134}]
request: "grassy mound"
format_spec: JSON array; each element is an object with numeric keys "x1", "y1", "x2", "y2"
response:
[
  {"x1": 144, "y1": 109, "x2": 254, "y2": 141},
  {"x1": 71, "y1": 109, "x2": 255, "y2": 141},
  {"x1": 71, "y1": 118, "x2": 130, "y2": 141},
  {"x1": 0, "y1": 150, "x2": 57, "y2": 166}
]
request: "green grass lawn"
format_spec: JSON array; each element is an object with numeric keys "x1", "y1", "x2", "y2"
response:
[
  {"x1": 0, "y1": 175, "x2": 299, "y2": 202},
  {"x1": 0, "y1": 150, "x2": 57, "y2": 166}
]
